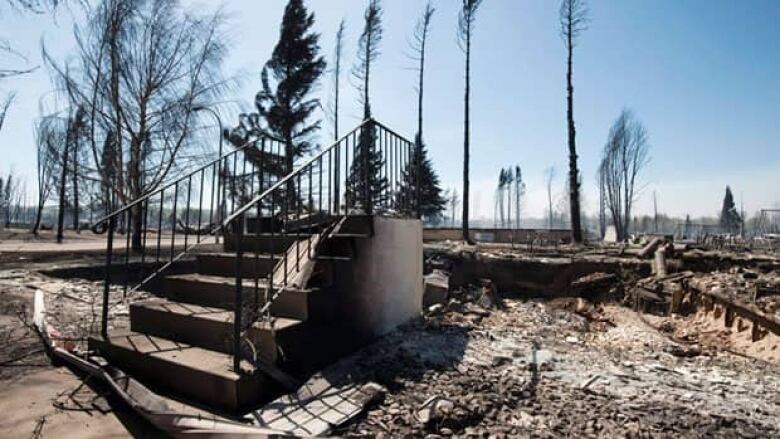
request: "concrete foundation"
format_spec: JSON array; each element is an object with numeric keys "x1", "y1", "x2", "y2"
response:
[
  {"x1": 330, "y1": 217, "x2": 423, "y2": 339},
  {"x1": 423, "y1": 227, "x2": 572, "y2": 244}
]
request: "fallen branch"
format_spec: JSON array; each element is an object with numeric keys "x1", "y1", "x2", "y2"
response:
[{"x1": 0, "y1": 348, "x2": 45, "y2": 366}]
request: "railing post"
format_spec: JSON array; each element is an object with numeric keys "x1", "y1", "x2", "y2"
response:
[
  {"x1": 364, "y1": 119, "x2": 373, "y2": 216},
  {"x1": 334, "y1": 141, "x2": 341, "y2": 214},
  {"x1": 259, "y1": 138, "x2": 266, "y2": 199},
  {"x1": 233, "y1": 213, "x2": 244, "y2": 373},
  {"x1": 101, "y1": 216, "x2": 116, "y2": 339},
  {"x1": 415, "y1": 138, "x2": 421, "y2": 219}
]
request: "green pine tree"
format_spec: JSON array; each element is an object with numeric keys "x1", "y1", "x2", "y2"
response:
[
  {"x1": 226, "y1": 0, "x2": 325, "y2": 204},
  {"x1": 396, "y1": 134, "x2": 446, "y2": 220},
  {"x1": 719, "y1": 186, "x2": 741, "y2": 234},
  {"x1": 345, "y1": 122, "x2": 388, "y2": 211}
]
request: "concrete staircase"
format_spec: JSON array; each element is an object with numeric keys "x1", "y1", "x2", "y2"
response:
[{"x1": 88, "y1": 215, "x2": 372, "y2": 412}]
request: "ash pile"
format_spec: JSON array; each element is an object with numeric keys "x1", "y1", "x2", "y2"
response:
[{"x1": 334, "y1": 267, "x2": 779, "y2": 437}]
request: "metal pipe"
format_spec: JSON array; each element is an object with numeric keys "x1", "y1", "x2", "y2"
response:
[
  {"x1": 101, "y1": 216, "x2": 116, "y2": 339},
  {"x1": 233, "y1": 215, "x2": 243, "y2": 373}
]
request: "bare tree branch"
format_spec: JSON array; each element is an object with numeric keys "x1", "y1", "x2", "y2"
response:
[
  {"x1": 42, "y1": 0, "x2": 230, "y2": 248},
  {"x1": 599, "y1": 108, "x2": 651, "y2": 241},
  {"x1": 559, "y1": 0, "x2": 589, "y2": 48},
  {"x1": 0, "y1": 91, "x2": 14, "y2": 133}
]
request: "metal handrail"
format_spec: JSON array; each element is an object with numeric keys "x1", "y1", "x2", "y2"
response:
[
  {"x1": 222, "y1": 118, "x2": 415, "y2": 228},
  {"x1": 222, "y1": 120, "x2": 371, "y2": 228},
  {"x1": 91, "y1": 136, "x2": 275, "y2": 232},
  {"x1": 95, "y1": 131, "x2": 287, "y2": 338}
]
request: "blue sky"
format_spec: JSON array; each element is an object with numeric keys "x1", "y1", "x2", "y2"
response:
[{"x1": 1, "y1": 0, "x2": 778, "y2": 219}]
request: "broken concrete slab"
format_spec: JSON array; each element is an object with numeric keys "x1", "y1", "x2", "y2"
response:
[
  {"x1": 477, "y1": 278, "x2": 503, "y2": 309},
  {"x1": 415, "y1": 395, "x2": 455, "y2": 425},
  {"x1": 423, "y1": 269, "x2": 450, "y2": 308}
]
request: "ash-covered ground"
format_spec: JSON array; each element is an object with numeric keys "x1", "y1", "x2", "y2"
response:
[
  {"x1": 1, "y1": 246, "x2": 779, "y2": 438},
  {"x1": 0, "y1": 266, "x2": 155, "y2": 438},
  {"x1": 334, "y1": 288, "x2": 779, "y2": 438}
]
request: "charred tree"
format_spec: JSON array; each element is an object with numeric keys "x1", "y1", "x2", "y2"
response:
[
  {"x1": 449, "y1": 187, "x2": 460, "y2": 227},
  {"x1": 347, "y1": 0, "x2": 387, "y2": 212},
  {"x1": 33, "y1": 116, "x2": 63, "y2": 234},
  {"x1": 514, "y1": 165, "x2": 525, "y2": 229},
  {"x1": 0, "y1": 93, "x2": 12, "y2": 134},
  {"x1": 545, "y1": 166, "x2": 555, "y2": 230},
  {"x1": 329, "y1": 19, "x2": 346, "y2": 142},
  {"x1": 396, "y1": 2, "x2": 444, "y2": 220},
  {"x1": 56, "y1": 109, "x2": 85, "y2": 243},
  {"x1": 599, "y1": 109, "x2": 650, "y2": 241},
  {"x1": 559, "y1": 0, "x2": 589, "y2": 243},
  {"x1": 458, "y1": 0, "x2": 482, "y2": 243},
  {"x1": 46, "y1": 0, "x2": 229, "y2": 251}
]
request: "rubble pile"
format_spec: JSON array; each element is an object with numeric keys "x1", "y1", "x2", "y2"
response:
[
  {"x1": 626, "y1": 263, "x2": 780, "y2": 363},
  {"x1": 689, "y1": 268, "x2": 780, "y2": 316},
  {"x1": 0, "y1": 268, "x2": 136, "y2": 356},
  {"x1": 2, "y1": 242, "x2": 779, "y2": 437},
  {"x1": 336, "y1": 293, "x2": 780, "y2": 438}
]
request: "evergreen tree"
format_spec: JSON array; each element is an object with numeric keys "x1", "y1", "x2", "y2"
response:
[
  {"x1": 229, "y1": 0, "x2": 325, "y2": 204},
  {"x1": 720, "y1": 186, "x2": 741, "y2": 234},
  {"x1": 396, "y1": 134, "x2": 446, "y2": 220},
  {"x1": 345, "y1": 121, "x2": 387, "y2": 212},
  {"x1": 346, "y1": 0, "x2": 387, "y2": 212}
]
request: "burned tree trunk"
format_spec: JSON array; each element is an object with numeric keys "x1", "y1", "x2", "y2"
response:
[{"x1": 560, "y1": 0, "x2": 589, "y2": 243}]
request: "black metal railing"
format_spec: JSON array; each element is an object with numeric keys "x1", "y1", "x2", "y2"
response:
[
  {"x1": 91, "y1": 132, "x2": 286, "y2": 338},
  {"x1": 221, "y1": 118, "x2": 417, "y2": 372}
]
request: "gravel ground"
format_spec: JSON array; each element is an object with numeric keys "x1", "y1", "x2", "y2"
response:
[{"x1": 334, "y1": 292, "x2": 780, "y2": 438}]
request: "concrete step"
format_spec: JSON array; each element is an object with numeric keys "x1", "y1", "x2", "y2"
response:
[
  {"x1": 316, "y1": 232, "x2": 370, "y2": 258},
  {"x1": 196, "y1": 252, "x2": 277, "y2": 278},
  {"x1": 223, "y1": 233, "x2": 306, "y2": 254},
  {"x1": 163, "y1": 273, "x2": 316, "y2": 320},
  {"x1": 335, "y1": 215, "x2": 373, "y2": 236},
  {"x1": 247, "y1": 212, "x2": 334, "y2": 235},
  {"x1": 307, "y1": 255, "x2": 354, "y2": 290},
  {"x1": 130, "y1": 298, "x2": 302, "y2": 361},
  {"x1": 88, "y1": 333, "x2": 275, "y2": 411}
]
